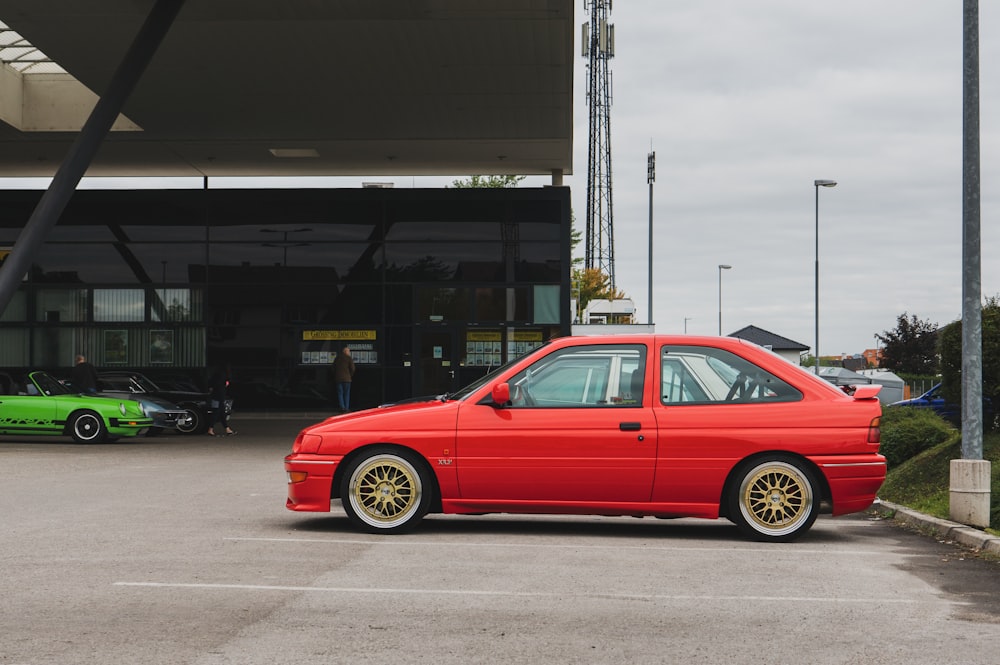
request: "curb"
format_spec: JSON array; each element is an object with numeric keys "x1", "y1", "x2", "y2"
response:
[{"x1": 872, "y1": 499, "x2": 1000, "y2": 555}]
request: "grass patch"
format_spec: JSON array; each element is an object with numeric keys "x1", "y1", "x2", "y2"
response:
[{"x1": 879, "y1": 428, "x2": 1000, "y2": 528}]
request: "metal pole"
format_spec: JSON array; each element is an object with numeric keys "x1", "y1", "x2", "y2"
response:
[
  {"x1": 647, "y1": 151, "x2": 655, "y2": 326},
  {"x1": 814, "y1": 185, "x2": 820, "y2": 374},
  {"x1": 961, "y1": 0, "x2": 983, "y2": 459},
  {"x1": 0, "y1": 0, "x2": 186, "y2": 315},
  {"x1": 717, "y1": 264, "x2": 731, "y2": 335},
  {"x1": 813, "y1": 180, "x2": 836, "y2": 373}
]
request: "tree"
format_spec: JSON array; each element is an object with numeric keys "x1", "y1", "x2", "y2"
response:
[
  {"x1": 450, "y1": 175, "x2": 526, "y2": 188},
  {"x1": 876, "y1": 313, "x2": 939, "y2": 375},
  {"x1": 938, "y1": 296, "x2": 1000, "y2": 429},
  {"x1": 572, "y1": 266, "x2": 629, "y2": 322}
]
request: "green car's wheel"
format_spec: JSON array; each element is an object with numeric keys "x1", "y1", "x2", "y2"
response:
[
  {"x1": 70, "y1": 410, "x2": 108, "y2": 444},
  {"x1": 341, "y1": 447, "x2": 431, "y2": 534}
]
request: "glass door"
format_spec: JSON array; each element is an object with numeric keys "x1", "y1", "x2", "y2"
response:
[{"x1": 417, "y1": 328, "x2": 458, "y2": 396}]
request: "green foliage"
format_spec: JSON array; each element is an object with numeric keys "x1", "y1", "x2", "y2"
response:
[
  {"x1": 879, "y1": 406, "x2": 955, "y2": 468},
  {"x1": 877, "y1": 312, "x2": 939, "y2": 374},
  {"x1": 938, "y1": 296, "x2": 1000, "y2": 429},
  {"x1": 450, "y1": 175, "x2": 526, "y2": 188},
  {"x1": 879, "y1": 430, "x2": 1000, "y2": 527}
]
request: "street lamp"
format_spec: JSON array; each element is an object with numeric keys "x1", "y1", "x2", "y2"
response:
[
  {"x1": 260, "y1": 227, "x2": 313, "y2": 266},
  {"x1": 718, "y1": 264, "x2": 732, "y2": 335},
  {"x1": 813, "y1": 179, "x2": 837, "y2": 374},
  {"x1": 684, "y1": 317, "x2": 692, "y2": 334}
]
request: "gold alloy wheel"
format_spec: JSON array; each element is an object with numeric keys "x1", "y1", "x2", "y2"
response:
[
  {"x1": 348, "y1": 454, "x2": 423, "y2": 529},
  {"x1": 738, "y1": 460, "x2": 813, "y2": 537}
]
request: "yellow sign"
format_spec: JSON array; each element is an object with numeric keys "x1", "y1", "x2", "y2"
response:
[
  {"x1": 512, "y1": 331, "x2": 543, "y2": 342},
  {"x1": 466, "y1": 331, "x2": 502, "y2": 342},
  {"x1": 302, "y1": 330, "x2": 377, "y2": 341}
]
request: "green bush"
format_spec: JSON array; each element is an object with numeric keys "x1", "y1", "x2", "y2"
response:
[{"x1": 880, "y1": 406, "x2": 955, "y2": 468}]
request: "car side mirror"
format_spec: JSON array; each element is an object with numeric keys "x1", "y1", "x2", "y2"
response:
[{"x1": 491, "y1": 383, "x2": 511, "y2": 407}]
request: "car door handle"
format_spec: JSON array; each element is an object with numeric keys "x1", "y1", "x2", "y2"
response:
[{"x1": 619, "y1": 422, "x2": 642, "y2": 431}]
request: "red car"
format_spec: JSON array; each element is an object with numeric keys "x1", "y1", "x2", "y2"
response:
[{"x1": 285, "y1": 335, "x2": 885, "y2": 542}]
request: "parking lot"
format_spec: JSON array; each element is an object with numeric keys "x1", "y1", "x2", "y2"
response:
[{"x1": 3, "y1": 417, "x2": 1000, "y2": 664}]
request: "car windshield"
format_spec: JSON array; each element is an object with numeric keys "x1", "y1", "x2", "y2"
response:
[
  {"x1": 448, "y1": 342, "x2": 551, "y2": 401},
  {"x1": 31, "y1": 371, "x2": 72, "y2": 396},
  {"x1": 132, "y1": 374, "x2": 160, "y2": 392}
]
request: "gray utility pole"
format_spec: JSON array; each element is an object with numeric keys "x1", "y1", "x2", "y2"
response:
[
  {"x1": 951, "y1": 0, "x2": 989, "y2": 528},
  {"x1": 647, "y1": 150, "x2": 655, "y2": 325}
]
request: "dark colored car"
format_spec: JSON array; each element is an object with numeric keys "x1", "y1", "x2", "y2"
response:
[
  {"x1": 97, "y1": 371, "x2": 232, "y2": 435},
  {"x1": 94, "y1": 374, "x2": 193, "y2": 435}
]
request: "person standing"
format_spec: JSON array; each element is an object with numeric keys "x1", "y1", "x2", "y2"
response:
[
  {"x1": 208, "y1": 365, "x2": 235, "y2": 436},
  {"x1": 70, "y1": 355, "x2": 99, "y2": 394},
  {"x1": 331, "y1": 345, "x2": 356, "y2": 412}
]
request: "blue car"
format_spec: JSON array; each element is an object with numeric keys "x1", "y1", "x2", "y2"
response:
[{"x1": 892, "y1": 383, "x2": 993, "y2": 425}]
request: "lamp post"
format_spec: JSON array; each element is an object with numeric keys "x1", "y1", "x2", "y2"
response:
[
  {"x1": 813, "y1": 179, "x2": 837, "y2": 374},
  {"x1": 718, "y1": 264, "x2": 731, "y2": 335},
  {"x1": 260, "y1": 227, "x2": 313, "y2": 266},
  {"x1": 684, "y1": 317, "x2": 692, "y2": 334}
]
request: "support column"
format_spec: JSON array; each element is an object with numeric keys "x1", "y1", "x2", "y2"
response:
[
  {"x1": 950, "y1": 459, "x2": 991, "y2": 528},
  {"x1": 0, "y1": 0, "x2": 186, "y2": 315}
]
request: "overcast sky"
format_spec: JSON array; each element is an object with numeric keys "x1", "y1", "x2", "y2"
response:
[{"x1": 3, "y1": 2, "x2": 997, "y2": 359}]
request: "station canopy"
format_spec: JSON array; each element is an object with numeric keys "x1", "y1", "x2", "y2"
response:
[{"x1": 0, "y1": 0, "x2": 574, "y2": 178}]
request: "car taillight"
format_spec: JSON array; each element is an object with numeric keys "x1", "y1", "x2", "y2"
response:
[{"x1": 868, "y1": 416, "x2": 881, "y2": 444}]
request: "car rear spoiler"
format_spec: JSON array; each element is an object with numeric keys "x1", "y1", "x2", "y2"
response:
[{"x1": 840, "y1": 384, "x2": 881, "y2": 400}]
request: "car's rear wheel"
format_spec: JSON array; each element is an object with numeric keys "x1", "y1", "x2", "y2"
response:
[
  {"x1": 175, "y1": 406, "x2": 203, "y2": 434},
  {"x1": 728, "y1": 456, "x2": 818, "y2": 542},
  {"x1": 341, "y1": 447, "x2": 431, "y2": 534},
  {"x1": 70, "y1": 410, "x2": 108, "y2": 444}
]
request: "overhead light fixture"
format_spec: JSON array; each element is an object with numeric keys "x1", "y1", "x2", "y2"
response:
[{"x1": 269, "y1": 148, "x2": 319, "y2": 158}]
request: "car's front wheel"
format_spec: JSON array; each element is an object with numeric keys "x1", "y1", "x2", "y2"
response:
[
  {"x1": 175, "y1": 406, "x2": 203, "y2": 434},
  {"x1": 341, "y1": 447, "x2": 431, "y2": 534},
  {"x1": 70, "y1": 410, "x2": 108, "y2": 444},
  {"x1": 727, "y1": 456, "x2": 819, "y2": 542}
]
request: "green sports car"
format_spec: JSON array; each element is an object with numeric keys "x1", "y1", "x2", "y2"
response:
[{"x1": 0, "y1": 370, "x2": 154, "y2": 443}]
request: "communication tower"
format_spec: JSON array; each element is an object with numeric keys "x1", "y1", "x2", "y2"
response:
[{"x1": 582, "y1": 0, "x2": 615, "y2": 288}]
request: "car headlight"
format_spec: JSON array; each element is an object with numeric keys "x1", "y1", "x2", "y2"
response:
[{"x1": 119, "y1": 402, "x2": 127, "y2": 416}]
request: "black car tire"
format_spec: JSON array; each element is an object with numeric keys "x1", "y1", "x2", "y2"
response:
[
  {"x1": 341, "y1": 447, "x2": 432, "y2": 534},
  {"x1": 175, "y1": 405, "x2": 204, "y2": 434},
  {"x1": 70, "y1": 410, "x2": 108, "y2": 444},
  {"x1": 727, "y1": 455, "x2": 819, "y2": 543}
]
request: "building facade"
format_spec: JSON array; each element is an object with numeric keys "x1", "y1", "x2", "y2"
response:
[{"x1": 0, "y1": 186, "x2": 571, "y2": 410}]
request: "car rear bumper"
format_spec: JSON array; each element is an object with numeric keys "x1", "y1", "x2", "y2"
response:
[{"x1": 811, "y1": 454, "x2": 887, "y2": 516}]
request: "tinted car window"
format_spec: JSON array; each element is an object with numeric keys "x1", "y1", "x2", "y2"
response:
[{"x1": 660, "y1": 345, "x2": 801, "y2": 404}]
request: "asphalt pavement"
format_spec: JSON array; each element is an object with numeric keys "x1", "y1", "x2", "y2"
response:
[{"x1": 3, "y1": 415, "x2": 1000, "y2": 665}]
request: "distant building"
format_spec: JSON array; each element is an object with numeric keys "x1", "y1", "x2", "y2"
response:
[{"x1": 728, "y1": 325, "x2": 809, "y2": 365}]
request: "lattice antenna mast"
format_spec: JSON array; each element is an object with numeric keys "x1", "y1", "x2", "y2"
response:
[{"x1": 582, "y1": 0, "x2": 615, "y2": 289}]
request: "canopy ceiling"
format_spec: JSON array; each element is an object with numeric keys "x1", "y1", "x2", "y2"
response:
[{"x1": 0, "y1": 0, "x2": 574, "y2": 178}]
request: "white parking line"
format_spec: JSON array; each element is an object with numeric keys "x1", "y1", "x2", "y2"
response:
[
  {"x1": 113, "y1": 581, "x2": 929, "y2": 604},
  {"x1": 225, "y1": 536, "x2": 891, "y2": 556}
]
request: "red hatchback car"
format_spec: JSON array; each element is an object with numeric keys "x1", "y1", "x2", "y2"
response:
[{"x1": 285, "y1": 335, "x2": 885, "y2": 542}]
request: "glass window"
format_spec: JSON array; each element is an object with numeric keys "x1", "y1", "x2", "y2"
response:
[
  {"x1": 507, "y1": 344, "x2": 646, "y2": 408},
  {"x1": 660, "y1": 345, "x2": 802, "y2": 404},
  {"x1": 36, "y1": 288, "x2": 88, "y2": 322},
  {"x1": 384, "y1": 243, "x2": 502, "y2": 282},
  {"x1": 533, "y1": 285, "x2": 560, "y2": 324},
  {"x1": 417, "y1": 288, "x2": 469, "y2": 322},
  {"x1": 128, "y1": 244, "x2": 206, "y2": 283},
  {"x1": 0, "y1": 290, "x2": 26, "y2": 322},
  {"x1": 94, "y1": 289, "x2": 145, "y2": 322},
  {"x1": 151, "y1": 289, "x2": 202, "y2": 322},
  {"x1": 35, "y1": 244, "x2": 149, "y2": 283}
]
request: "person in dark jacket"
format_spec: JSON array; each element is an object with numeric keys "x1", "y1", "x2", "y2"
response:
[
  {"x1": 70, "y1": 355, "x2": 99, "y2": 394},
  {"x1": 208, "y1": 365, "x2": 235, "y2": 436},
  {"x1": 331, "y1": 346, "x2": 356, "y2": 412}
]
